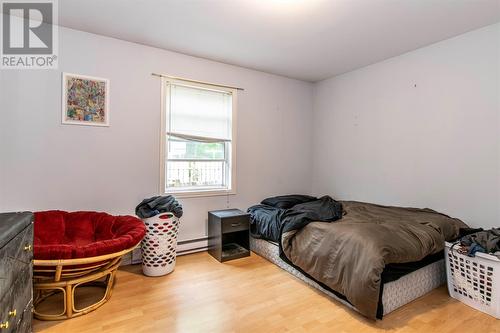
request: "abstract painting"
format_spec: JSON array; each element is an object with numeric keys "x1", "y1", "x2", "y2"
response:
[{"x1": 62, "y1": 73, "x2": 110, "y2": 126}]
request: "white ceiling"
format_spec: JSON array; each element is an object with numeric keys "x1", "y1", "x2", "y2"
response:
[{"x1": 59, "y1": 0, "x2": 500, "y2": 82}]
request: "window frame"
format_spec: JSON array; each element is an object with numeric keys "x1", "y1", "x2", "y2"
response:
[{"x1": 159, "y1": 78, "x2": 237, "y2": 198}]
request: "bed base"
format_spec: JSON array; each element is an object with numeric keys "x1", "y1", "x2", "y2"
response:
[{"x1": 250, "y1": 237, "x2": 446, "y2": 316}]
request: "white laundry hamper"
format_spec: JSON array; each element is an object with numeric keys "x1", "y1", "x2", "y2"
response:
[
  {"x1": 141, "y1": 212, "x2": 180, "y2": 277},
  {"x1": 445, "y1": 241, "x2": 500, "y2": 319}
]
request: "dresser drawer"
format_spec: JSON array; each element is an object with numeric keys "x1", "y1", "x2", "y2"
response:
[
  {"x1": 13, "y1": 300, "x2": 32, "y2": 333},
  {"x1": 0, "y1": 223, "x2": 33, "y2": 302},
  {"x1": 0, "y1": 265, "x2": 32, "y2": 333},
  {"x1": 221, "y1": 216, "x2": 249, "y2": 234},
  {"x1": 4, "y1": 299, "x2": 32, "y2": 333}
]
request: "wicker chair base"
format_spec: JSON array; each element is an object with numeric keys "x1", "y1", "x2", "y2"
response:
[{"x1": 33, "y1": 244, "x2": 138, "y2": 321}]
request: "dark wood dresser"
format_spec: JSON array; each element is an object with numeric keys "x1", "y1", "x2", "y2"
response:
[
  {"x1": 0, "y1": 212, "x2": 33, "y2": 333},
  {"x1": 208, "y1": 209, "x2": 250, "y2": 262}
]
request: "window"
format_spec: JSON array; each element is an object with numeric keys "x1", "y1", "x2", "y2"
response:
[{"x1": 160, "y1": 79, "x2": 236, "y2": 197}]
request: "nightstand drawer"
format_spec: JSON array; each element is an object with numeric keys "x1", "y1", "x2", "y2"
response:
[{"x1": 222, "y1": 217, "x2": 248, "y2": 233}]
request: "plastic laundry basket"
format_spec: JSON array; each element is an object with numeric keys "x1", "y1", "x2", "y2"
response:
[
  {"x1": 141, "y1": 212, "x2": 180, "y2": 277},
  {"x1": 445, "y1": 241, "x2": 500, "y2": 318}
]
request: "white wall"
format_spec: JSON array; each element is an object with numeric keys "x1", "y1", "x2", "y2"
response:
[
  {"x1": 312, "y1": 23, "x2": 500, "y2": 228},
  {"x1": 0, "y1": 27, "x2": 314, "y2": 242}
]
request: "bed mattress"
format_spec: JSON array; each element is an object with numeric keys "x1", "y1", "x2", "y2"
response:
[{"x1": 250, "y1": 236, "x2": 446, "y2": 316}]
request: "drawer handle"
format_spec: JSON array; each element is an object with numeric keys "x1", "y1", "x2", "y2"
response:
[
  {"x1": 24, "y1": 244, "x2": 32, "y2": 251},
  {"x1": 8, "y1": 309, "x2": 16, "y2": 317},
  {"x1": 0, "y1": 321, "x2": 8, "y2": 329},
  {"x1": 231, "y1": 223, "x2": 241, "y2": 227}
]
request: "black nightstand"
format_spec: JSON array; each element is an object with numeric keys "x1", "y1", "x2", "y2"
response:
[{"x1": 208, "y1": 209, "x2": 250, "y2": 262}]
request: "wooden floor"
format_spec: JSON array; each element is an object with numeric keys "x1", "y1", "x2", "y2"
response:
[{"x1": 34, "y1": 252, "x2": 499, "y2": 333}]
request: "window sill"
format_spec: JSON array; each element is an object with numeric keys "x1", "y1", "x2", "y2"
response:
[{"x1": 163, "y1": 189, "x2": 236, "y2": 199}]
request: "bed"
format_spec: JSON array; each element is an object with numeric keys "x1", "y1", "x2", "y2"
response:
[{"x1": 248, "y1": 195, "x2": 467, "y2": 319}]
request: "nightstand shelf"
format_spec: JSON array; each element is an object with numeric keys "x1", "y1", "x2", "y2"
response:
[{"x1": 208, "y1": 209, "x2": 250, "y2": 262}]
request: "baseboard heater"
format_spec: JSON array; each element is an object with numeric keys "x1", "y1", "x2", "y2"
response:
[
  {"x1": 176, "y1": 237, "x2": 209, "y2": 256},
  {"x1": 121, "y1": 237, "x2": 209, "y2": 265}
]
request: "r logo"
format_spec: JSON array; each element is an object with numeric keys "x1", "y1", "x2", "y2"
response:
[{"x1": 2, "y1": 2, "x2": 53, "y2": 54}]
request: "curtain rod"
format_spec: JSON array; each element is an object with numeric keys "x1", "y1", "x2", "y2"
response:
[{"x1": 151, "y1": 73, "x2": 244, "y2": 91}]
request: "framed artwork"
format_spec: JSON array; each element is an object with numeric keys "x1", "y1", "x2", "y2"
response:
[{"x1": 62, "y1": 73, "x2": 110, "y2": 126}]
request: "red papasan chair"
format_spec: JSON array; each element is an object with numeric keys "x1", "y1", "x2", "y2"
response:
[{"x1": 33, "y1": 211, "x2": 146, "y2": 320}]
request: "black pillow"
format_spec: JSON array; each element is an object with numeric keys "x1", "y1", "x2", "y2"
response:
[{"x1": 261, "y1": 194, "x2": 318, "y2": 209}]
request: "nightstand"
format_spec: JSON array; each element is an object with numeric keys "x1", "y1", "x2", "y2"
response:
[{"x1": 208, "y1": 209, "x2": 250, "y2": 262}]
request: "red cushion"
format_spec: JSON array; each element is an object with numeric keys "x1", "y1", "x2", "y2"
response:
[{"x1": 34, "y1": 211, "x2": 146, "y2": 260}]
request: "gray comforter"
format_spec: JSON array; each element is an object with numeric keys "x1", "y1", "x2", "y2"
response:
[{"x1": 281, "y1": 201, "x2": 466, "y2": 319}]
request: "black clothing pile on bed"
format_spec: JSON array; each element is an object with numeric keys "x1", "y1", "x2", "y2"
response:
[{"x1": 247, "y1": 195, "x2": 343, "y2": 242}]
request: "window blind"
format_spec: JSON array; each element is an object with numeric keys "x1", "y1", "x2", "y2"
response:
[{"x1": 169, "y1": 84, "x2": 232, "y2": 142}]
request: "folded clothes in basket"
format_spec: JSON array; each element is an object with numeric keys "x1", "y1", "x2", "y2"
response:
[{"x1": 460, "y1": 228, "x2": 500, "y2": 259}]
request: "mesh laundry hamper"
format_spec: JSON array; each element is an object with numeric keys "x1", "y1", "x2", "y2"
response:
[
  {"x1": 141, "y1": 212, "x2": 180, "y2": 276},
  {"x1": 445, "y1": 241, "x2": 500, "y2": 318}
]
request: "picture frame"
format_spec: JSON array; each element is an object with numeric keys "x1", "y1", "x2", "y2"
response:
[{"x1": 62, "y1": 72, "x2": 110, "y2": 127}]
